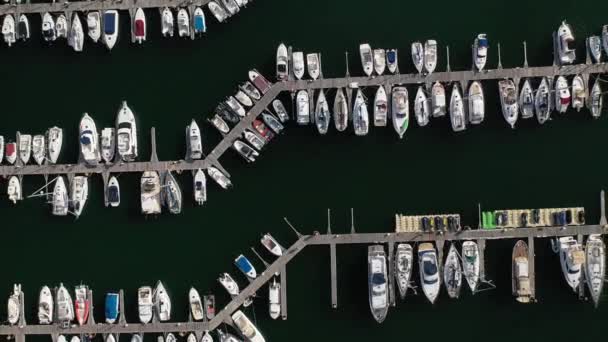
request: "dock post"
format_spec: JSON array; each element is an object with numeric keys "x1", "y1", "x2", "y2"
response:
[
  {"x1": 18, "y1": 289, "x2": 26, "y2": 327},
  {"x1": 102, "y1": 171, "x2": 110, "y2": 207},
  {"x1": 119, "y1": 289, "x2": 127, "y2": 325},
  {"x1": 527, "y1": 235, "x2": 536, "y2": 300},
  {"x1": 435, "y1": 240, "x2": 445, "y2": 276},
  {"x1": 318, "y1": 53, "x2": 323, "y2": 79},
  {"x1": 86, "y1": 289, "x2": 95, "y2": 325},
  {"x1": 600, "y1": 190, "x2": 607, "y2": 226},
  {"x1": 287, "y1": 46, "x2": 294, "y2": 81},
  {"x1": 497, "y1": 42, "x2": 503, "y2": 69},
  {"x1": 188, "y1": 5, "x2": 196, "y2": 40},
  {"x1": 15, "y1": 333, "x2": 25, "y2": 342},
  {"x1": 330, "y1": 240, "x2": 338, "y2": 309},
  {"x1": 129, "y1": 8, "x2": 136, "y2": 43},
  {"x1": 344, "y1": 51, "x2": 350, "y2": 77},
  {"x1": 280, "y1": 266, "x2": 287, "y2": 320},
  {"x1": 387, "y1": 238, "x2": 396, "y2": 306},
  {"x1": 460, "y1": 80, "x2": 469, "y2": 122},
  {"x1": 523, "y1": 41, "x2": 528, "y2": 68},
  {"x1": 577, "y1": 234, "x2": 585, "y2": 300},
  {"x1": 350, "y1": 208, "x2": 356, "y2": 234},
  {"x1": 283, "y1": 217, "x2": 303, "y2": 238},
  {"x1": 308, "y1": 88, "x2": 315, "y2": 124},
  {"x1": 585, "y1": 38, "x2": 592, "y2": 65},
  {"x1": 446, "y1": 46, "x2": 451, "y2": 72},
  {"x1": 477, "y1": 239, "x2": 486, "y2": 282},
  {"x1": 150, "y1": 127, "x2": 159, "y2": 163}
]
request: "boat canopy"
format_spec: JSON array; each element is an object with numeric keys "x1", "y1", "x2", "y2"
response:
[
  {"x1": 105, "y1": 294, "x2": 119, "y2": 319},
  {"x1": 6, "y1": 143, "x2": 15, "y2": 154},
  {"x1": 80, "y1": 133, "x2": 92, "y2": 145},
  {"x1": 387, "y1": 50, "x2": 396, "y2": 63},
  {"x1": 103, "y1": 13, "x2": 116, "y2": 34},
  {"x1": 118, "y1": 122, "x2": 132, "y2": 129},
  {"x1": 235, "y1": 256, "x2": 253, "y2": 273},
  {"x1": 135, "y1": 20, "x2": 145, "y2": 36},
  {"x1": 194, "y1": 16, "x2": 205, "y2": 31},
  {"x1": 478, "y1": 38, "x2": 488, "y2": 47},
  {"x1": 423, "y1": 259, "x2": 437, "y2": 275},
  {"x1": 108, "y1": 186, "x2": 119, "y2": 202},
  {"x1": 371, "y1": 273, "x2": 386, "y2": 285}
]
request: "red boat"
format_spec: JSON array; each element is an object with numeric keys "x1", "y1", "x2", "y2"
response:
[
  {"x1": 74, "y1": 285, "x2": 90, "y2": 326},
  {"x1": 252, "y1": 119, "x2": 274, "y2": 141},
  {"x1": 5, "y1": 142, "x2": 16, "y2": 164},
  {"x1": 134, "y1": 8, "x2": 146, "y2": 43},
  {"x1": 248, "y1": 69, "x2": 271, "y2": 94}
]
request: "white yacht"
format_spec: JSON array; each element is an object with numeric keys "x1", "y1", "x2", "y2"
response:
[
  {"x1": 53, "y1": 176, "x2": 69, "y2": 216},
  {"x1": 7, "y1": 176, "x2": 21, "y2": 204},
  {"x1": 424, "y1": 39, "x2": 437, "y2": 74},
  {"x1": 468, "y1": 81, "x2": 485, "y2": 124},
  {"x1": 79, "y1": 113, "x2": 101, "y2": 166},
  {"x1": 296, "y1": 90, "x2": 310, "y2": 125},
  {"x1": 87, "y1": 11, "x2": 101, "y2": 42},
  {"x1": 585, "y1": 235, "x2": 605, "y2": 308},
  {"x1": 391, "y1": 86, "x2": 409, "y2": 138},
  {"x1": 162, "y1": 171, "x2": 182, "y2": 214},
  {"x1": 368, "y1": 245, "x2": 388, "y2": 323},
  {"x1": 589, "y1": 77, "x2": 603, "y2": 118},
  {"x1": 233, "y1": 140, "x2": 259, "y2": 163},
  {"x1": 221, "y1": 0, "x2": 239, "y2": 15},
  {"x1": 535, "y1": 77, "x2": 551, "y2": 124},
  {"x1": 395, "y1": 243, "x2": 413, "y2": 299},
  {"x1": 373, "y1": 49, "x2": 386, "y2": 76},
  {"x1": 38, "y1": 286, "x2": 53, "y2": 324},
  {"x1": 17, "y1": 14, "x2": 29, "y2": 42},
  {"x1": 557, "y1": 21, "x2": 576, "y2": 65},
  {"x1": 444, "y1": 244, "x2": 462, "y2": 299},
  {"x1": 187, "y1": 119, "x2": 203, "y2": 160},
  {"x1": 102, "y1": 10, "x2": 119, "y2": 50},
  {"x1": 56, "y1": 283, "x2": 74, "y2": 323},
  {"x1": 571, "y1": 75, "x2": 586, "y2": 112},
  {"x1": 137, "y1": 286, "x2": 153, "y2": 324},
  {"x1": 315, "y1": 89, "x2": 330, "y2": 134},
  {"x1": 32, "y1": 135, "x2": 45, "y2": 165},
  {"x1": 306, "y1": 53, "x2": 320, "y2": 80},
  {"x1": 70, "y1": 176, "x2": 88, "y2": 218},
  {"x1": 334, "y1": 88, "x2": 348, "y2": 131},
  {"x1": 153, "y1": 281, "x2": 171, "y2": 321},
  {"x1": 193, "y1": 169, "x2": 207, "y2": 205},
  {"x1": 353, "y1": 89, "x2": 369, "y2": 136},
  {"x1": 450, "y1": 84, "x2": 465, "y2": 132},
  {"x1": 558, "y1": 236, "x2": 584, "y2": 292},
  {"x1": 207, "y1": 166, "x2": 232, "y2": 189},
  {"x1": 141, "y1": 171, "x2": 161, "y2": 215},
  {"x1": 243, "y1": 130, "x2": 265, "y2": 151},
  {"x1": 107, "y1": 176, "x2": 120, "y2": 207},
  {"x1": 236, "y1": 90, "x2": 253, "y2": 108},
  {"x1": 2, "y1": 14, "x2": 15, "y2": 47},
  {"x1": 68, "y1": 13, "x2": 84, "y2": 52},
  {"x1": 271, "y1": 99, "x2": 289, "y2": 122},
  {"x1": 7, "y1": 284, "x2": 21, "y2": 325},
  {"x1": 519, "y1": 79, "x2": 534, "y2": 119},
  {"x1": 414, "y1": 86, "x2": 430, "y2": 127},
  {"x1": 276, "y1": 43, "x2": 288, "y2": 81},
  {"x1": 418, "y1": 243, "x2": 440, "y2": 304},
  {"x1": 411, "y1": 41, "x2": 423, "y2": 73},
  {"x1": 18, "y1": 134, "x2": 31, "y2": 164},
  {"x1": 513, "y1": 240, "x2": 532, "y2": 303},
  {"x1": 268, "y1": 278, "x2": 280, "y2": 320},
  {"x1": 42, "y1": 12, "x2": 56, "y2": 42},
  {"x1": 116, "y1": 101, "x2": 138, "y2": 162},
  {"x1": 462, "y1": 241, "x2": 480, "y2": 293},
  {"x1": 359, "y1": 43, "x2": 373, "y2": 76},
  {"x1": 431, "y1": 82, "x2": 446, "y2": 117},
  {"x1": 473, "y1": 34, "x2": 488, "y2": 71},
  {"x1": 161, "y1": 7, "x2": 174, "y2": 37},
  {"x1": 177, "y1": 8, "x2": 190, "y2": 37},
  {"x1": 373, "y1": 85, "x2": 388, "y2": 127},
  {"x1": 189, "y1": 288, "x2": 204, "y2": 321},
  {"x1": 101, "y1": 128, "x2": 115, "y2": 163},
  {"x1": 208, "y1": 1, "x2": 228, "y2": 23},
  {"x1": 292, "y1": 51, "x2": 305, "y2": 80},
  {"x1": 498, "y1": 79, "x2": 519, "y2": 128},
  {"x1": 232, "y1": 310, "x2": 265, "y2": 342},
  {"x1": 55, "y1": 14, "x2": 67, "y2": 38},
  {"x1": 588, "y1": 36, "x2": 602, "y2": 63},
  {"x1": 46, "y1": 127, "x2": 62, "y2": 164},
  {"x1": 554, "y1": 76, "x2": 571, "y2": 113}
]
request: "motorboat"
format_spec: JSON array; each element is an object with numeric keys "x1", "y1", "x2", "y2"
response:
[
  {"x1": 161, "y1": 7, "x2": 174, "y2": 37},
  {"x1": 558, "y1": 236, "x2": 584, "y2": 291},
  {"x1": 444, "y1": 244, "x2": 462, "y2": 299},
  {"x1": 368, "y1": 245, "x2": 388, "y2": 323},
  {"x1": 252, "y1": 119, "x2": 274, "y2": 141},
  {"x1": 589, "y1": 77, "x2": 603, "y2": 118},
  {"x1": 315, "y1": 89, "x2": 330, "y2": 134},
  {"x1": 38, "y1": 286, "x2": 53, "y2": 324},
  {"x1": 208, "y1": 166, "x2": 232, "y2": 189},
  {"x1": 186, "y1": 334, "x2": 196, "y2": 342},
  {"x1": 101, "y1": 128, "x2": 116, "y2": 163},
  {"x1": 7, "y1": 176, "x2": 21, "y2": 204},
  {"x1": 235, "y1": 254, "x2": 257, "y2": 279},
  {"x1": 79, "y1": 113, "x2": 100, "y2": 165},
  {"x1": 137, "y1": 286, "x2": 153, "y2": 324},
  {"x1": 512, "y1": 240, "x2": 532, "y2": 303},
  {"x1": 5, "y1": 142, "x2": 16, "y2": 165},
  {"x1": 450, "y1": 84, "x2": 465, "y2": 132},
  {"x1": 52, "y1": 176, "x2": 69, "y2": 216},
  {"x1": 209, "y1": 114, "x2": 230, "y2": 135},
  {"x1": 585, "y1": 234, "x2": 605, "y2": 308},
  {"x1": 411, "y1": 41, "x2": 423, "y2": 73},
  {"x1": 557, "y1": 21, "x2": 576, "y2": 65},
  {"x1": 373, "y1": 49, "x2": 386, "y2": 75},
  {"x1": 218, "y1": 273, "x2": 240, "y2": 296},
  {"x1": 240, "y1": 81, "x2": 261, "y2": 101},
  {"x1": 262, "y1": 112, "x2": 284, "y2": 134},
  {"x1": 193, "y1": 169, "x2": 207, "y2": 205},
  {"x1": 106, "y1": 335, "x2": 116, "y2": 342},
  {"x1": 243, "y1": 130, "x2": 265, "y2": 150},
  {"x1": 32, "y1": 135, "x2": 45, "y2": 165},
  {"x1": 276, "y1": 43, "x2": 288, "y2": 81},
  {"x1": 70, "y1": 176, "x2": 89, "y2": 218},
  {"x1": 107, "y1": 176, "x2": 120, "y2": 207},
  {"x1": 353, "y1": 89, "x2": 369, "y2": 136},
  {"x1": 334, "y1": 88, "x2": 348, "y2": 131},
  {"x1": 424, "y1": 39, "x2": 437, "y2": 74},
  {"x1": 306, "y1": 53, "x2": 320, "y2": 80},
  {"x1": 154, "y1": 281, "x2": 171, "y2": 321},
  {"x1": 359, "y1": 43, "x2": 373, "y2": 76},
  {"x1": 232, "y1": 310, "x2": 265, "y2": 342},
  {"x1": 46, "y1": 127, "x2": 62, "y2": 164},
  {"x1": 473, "y1": 33, "x2": 488, "y2": 71},
  {"x1": 373, "y1": 86, "x2": 388, "y2": 127},
  {"x1": 102, "y1": 10, "x2": 119, "y2": 50},
  {"x1": 187, "y1": 119, "x2": 203, "y2": 160},
  {"x1": 217, "y1": 330, "x2": 242, "y2": 342},
  {"x1": 202, "y1": 332, "x2": 213, "y2": 342},
  {"x1": 132, "y1": 335, "x2": 142, "y2": 342},
  {"x1": 235, "y1": 90, "x2": 253, "y2": 108},
  {"x1": 395, "y1": 244, "x2": 413, "y2": 299},
  {"x1": 385, "y1": 49, "x2": 399, "y2": 74},
  {"x1": 296, "y1": 90, "x2": 310, "y2": 125},
  {"x1": 17, "y1": 14, "x2": 29, "y2": 41},
  {"x1": 68, "y1": 13, "x2": 84, "y2": 52},
  {"x1": 391, "y1": 86, "x2": 409, "y2": 138},
  {"x1": 554, "y1": 76, "x2": 571, "y2": 113},
  {"x1": 535, "y1": 77, "x2": 551, "y2": 124},
  {"x1": 134, "y1": 8, "x2": 146, "y2": 43},
  {"x1": 588, "y1": 36, "x2": 602, "y2": 63},
  {"x1": 87, "y1": 11, "x2": 101, "y2": 42},
  {"x1": 116, "y1": 101, "x2": 138, "y2": 162},
  {"x1": 604, "y1": 25, "x2": 608, "y2": 57},
  {"x1": 414, "y1": 86, "x2": 430, "y2": 127},
  {"x1": 261, "y1": 233, "x2": 283, "y2": 256},
  {"x1": 571, "y1": 75, "x2": 586, "y2": 111},
  {"x1": 193, "y1": 7, "x2": 205, "y2": 36},
  {"x1": 7, "y1": 284, "x2": 21, "y2": 325},
  {"x1": 272, "y1": 99, "x2": 289, "y2": 122},
  {"x1": 162, "y1": 171, "x2": 182, "y2": 214},
  {"x1": 498, "y1": 79, "x2": 519, "y2": 128},
  {"x1": 462, "y1": 241, "x2": 480, "y2": 293},
  {"x1": 56, "y1": 283, "x2": 74, "y2": 323},
  {"x1": 189, "y1": 288, "x2": 204, "y2": 321},
  {"x1": 74, "y1": 284, "x2": 90, "y2": 326},
  {"x1": 18, "y1": 134, "x2": 31, "y2": 164},
  {"x1": 519, "y1": 79, "x2": 534, "y2": 119},
  {"x1": 104, "y1": 293, "x2": 119, "y2": 324},
  {"x1": 221, "y1": 0, "x2": 240, "y2": 15},
  {"x1": 233, "y1": 140, "x2": 259, "y2": 163},
  {"x1": 70, "y1": 336, "x2": 80, "y2": 342},
  {"x1": 292, "y1": 51, "x2": 305, "y2": 80},
  {"x1": 269, "y1": 278, "x2": 280, "y2": 320},
  {"x1": 418, "y1": 243, "x2": 440, "y2": 304},
  {"x1": 55, "y1": 14, "x2": 67, "y2": 38},
  {"x1": 177, "y1": 9, "x2": 190, "y2": 37},
  {"x1": 468, "y1": 81, "x2": 485, "y2": 124},
  {"x1": 42, "y1": 12, "x2": 56, "y2": 42},
  {"x1": 208, "y1": 1, "x2": 228, "y2": 23},
  {"x1": 2, "y1": 14, "x2": 15, "y2": 47},
  {"x1": 203, "y1": 295, "x2": 215, "y2": 320},
  {"x1": 431, "y1": 82, "x2": 446, "y2": 117},
  {"x1": 248, "y1": 69, "x2": 271, "y2": 94},
  {"x1": 141, "y1": 171, "x2": 162, "y2": 215}
]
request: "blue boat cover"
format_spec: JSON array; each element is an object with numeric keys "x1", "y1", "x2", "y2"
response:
[
  {"x1": 80, "y1": 132, "x2": 92, "y2": 145},
  {"x1": 371, "y1": 273, "x2": 386, "y2": 285},
  {"x1": 105, "y1": 293, "x2": 119, "y2": 320},
  {"x1": 235, "y1": 255, "x2": 253, "y2": 274},
  {"x1": 104, "y1": 13, "x2": 116, "y2": 35},
  {"x1": 108, "y1": 186, "x2": 119, "y2": 202},
  {"x1": 386, "y1": 51, "x2": 396, "y2": 63},
  {"x1": 194, "y1": 16, "x2": 205, "y2": 31},
  {"x1": 478, "y1": 38, "x2": 488, "y2": 47}
]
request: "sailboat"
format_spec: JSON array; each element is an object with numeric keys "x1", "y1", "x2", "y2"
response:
[
  {"x1": 424, "y1": 40, "x2": 437, "y2": 74},
  {"x1": 268, "y1": 278, "x2": 280, "y2": 320},
  {"x1": 359, "y1": 43, "x2": 373, "y2": 76},
  {"x1": 7, "y1": 284, "x2": 21, "y2": 325},
  {"x1": 462, "y1": 241, "x2": 480, "y2": 293},
  {"x1": 17, "y1": 14, "x2": 29, "y2": 42},
  {"x1": 292, "y1": 51, "x2": 305, "y2": 80},
  {"x1": 395, "y1": 244, "x2": 413, "y2": 299},
  {"x1": 558, "y1": 236, "x2": 584, "y2": 292},
  {"x1": 187, "y1": 119, "x2": 203, "y2": 160},
  {"x1": 137, "y1": 286, "x2": 153, "y2": 324},
  {"x1": 154, "y1": 281, "x2": 171, "y2": 321},
  {"x1": 535, "y1": 77, "x2": 551, "y2": 124},
  {"x1": 208, "y1": 1, "x2": 228, "y2": 23},
  {"x1": 334, "y1": 88, "x2": 349, "y2": 131},
  {"x1": 315, "y1": 89, "x2": 330, "y2": 134},
  {"x1": 177, "y1": 8, "x2": 190, "y2": 37},
  {"x1": 163, "y1": 171, "x2": 182, "y2": 214},
  {"x1": 368, "y1": 245, "x2": 389, "y2": 323},
  {"x1": 589, "y1": 77, "x2": 603, "y2": 118},
  {"x1": 101, "y1": 128, "x2": 115, "y2": 163},
  {"x1": 42, "y1": 12, "x2": 56, "y2": 42},
  {"x1": 161, "y1": 7, "x2": 174, "y2": 37},
  {"x1": 276, "y1": 43, "x2": 288, "y2": 81},
  {"x1": 107, "y1": 176, "x2": 120, "y2": 207},
  {"x1": 207, "y1": 166, "x2": 232, "y2": 189},
  {"x1": 418, "y1": 243, "x2": 440, "y2": 304},
  {"x1": 512, "y1": 240, "x2": 532, "y2": 303},
  {"x1": 373, "y1": 49, "x2": 386, "y2": 75},
  {"x1": 87, "y1": 11, "x2": 101, "y2": 42},
  {"x1": 386, "y1": 49, "x2": 398, "y2": 73},
  {"x1": 414, "y1": 86, "x2": 430, "y2": 127},
  {"x1": 235, "y1": 254, "x2": 257, "y2": 279},
  {"x1": 554, "y1": 76, "x2": 571, "y2": 113},
  {"x1": 32, "y1": 135, "x2": 45, "y2": 165},
  {"x1": 306, "y1": 53, "x2": 320, "y2": 80},
  {"x1": 353, "y1": 89, "x2": 369, "y2": 136},
  {"x1": 519, "y1": 79, "x2": 534, "y2": 119},
  {"x1": 450, "y1": 84, "x2": 465, "y2": 132},
  {"x1": 46, "y1": 127, "x2": 62, "y2": 164},
  {"x1": 194, "y1": 169, "x2": 207, "y2": 206},
  {"x1": 468, "y1": 81, "x2": 485, "y2": 124},
  {"x1": 55, "y1": 14, "x2": 67, "y2": 38},
  {"x1": 38, "y1": 286, "x2": 53, "y2": 324},
  {"x1": 557, "y1": 21, "x2": 576, "y2": 65},
  {"x1": 588, "y1": 36, "x2": 602, "y2": 63},
  {"x1": 571, "y1": 75, "x2": 586, "y2": 112},
  {"x1": 102, "y1": 10, "x2": 119, "y2": 50},
  {"x1": 411, "y1": 41, "x2": 424, "y2": 73},
  {"x1": 296, "y1": 90, "x2": 310, "y2": 125},
  {"x1": 272, "y1": 99, "x2": 289, "y2": 123},
  {"x1": 585, "y1": 234, "x2": 605, "y2": 308},
  {"x1": 444, "y1": 244, "x2": 462, "y2": 299},
  {"x1": 431, "y1": 82, "x2": 446, "y2": 117},
  {"x1": 473, "y1": 33, "x2": 488, "y2": 71},
  {"x1": 498, "y1": 79, "x2": 519, "y2": 128},
  {"x1": 56, "y1": 283, "x2": 74, "y2": 323},
  {"x1": 52, "y1": 176, "x2": 69, "y2": 216},
  {"x1": 141, "y1": 171, "x2": 162, "y2": 215},
  {"x1": 189, "y1": 288, "x2": 204, "y2": 321},
  {"x1": 2, "y1": 14, "x2": 15, "y2": 47},
  {"x1": 18, "y1": 134, "x2": 31, "y2": 164},
  {"x1": 391, "y1": 86, "x2": 409, "y2": 138},
  {"x1": 74, "y1": 284, "x2": 90, "y2": 326},
  {"x1": 79, "y1": 113, "x2": 101, "y2": 165},
  {"x1": 70, "y1": 176, "x2": 88, "y2": 218},
  {"x1": 134, "y1": 8, "x2": 146, "y2": 43},
  {"x1": 68, "y1": 13, "x2": 84, "y2": 52},
  {"x1": 373, "y1": 86, "x2": 388, "y2": 127},
  {"x1": 7, "y1": 176, "x2": 21, "y2": 204}
]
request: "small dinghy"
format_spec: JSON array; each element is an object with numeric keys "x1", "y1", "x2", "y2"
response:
[
  {"x1": 248, "y1": 69, "x2": 271, "y2": 94},
  {"x1": 558, "y1": 236, "x2": 584, "y2": 292},
  {"x1": 218, "y1": 273, "x2": 240, "y2": 296},
  {"x1": 7, "y1": 176, "x2": 21, "y2": 204},
  {"x1": 187, "y1": 119, "x2": 203, "y2": 160},
  {"x1": 207, "y1": 166, "x2": 232, "y2": 189},
  {"x1": 373, "y1": 86, "x2": 388, "y2": 127},
  {"x1": 554, "y1": 76, "x2": 571, "y2": 113},
  {"x1": 414, "y1": 86, "x2": 430, "y2": 127},
  {"x1": 296, "y1": 90, "x2": 310, "y2": 125},
  {"x1": 444, "y1": 244, "x2": 462, "y2": 299},
  {"x1": 240, "y1": 81, "x2": 261, "y2": 101},
  {"x1": 209, "y1": 114, "x2": 230, "y2": 135},
  {"x1": 585, "y1": 234, "x2": 605, "y2": 308},
  {"x1": 334, "y1": 88, "x2": 349, "y2": 131},
  {"x1": 589, "y1": 77, "x2": 603, "y2": 118},
  {"x1": 276, "y1": 43, "x2": 289, "y2": 81},
  {"x1": 203, "y1": 295, "x2": 216, "y2": 320},
  {"x1": 499, "y1": 79, "x2": 519, "y2": 128},
  {"x1": 134, "y1": 8, "x2": 146, "y2": 43},
  {"x1": 87, "y1": 11, "x2": 101, "y2": 42},
  {"x1": 418, "y1": 243, "x2": 440, "y2": 304},
  {"x1": 235, "y1": 254, "x2": 257, "y2": 279},
  {"x1": 153, "y1": 281, "x2": 171, "y2": 321},
  {"x1": 2, "y1": 14, "x2": 15, "y2": 47},
  {"x1": 162, "y1": 171, "x2": 182, "y2": 214},
  {"x1": 315, "y1": 89, "x2": 330, "y2": 134},
  {"x1": 306, "y1": 53, "x2": 320, "y2": 80},
  {"x1": 395, "y1": 244, "x2": 413, "y2": 299},
  {"x1": 221, "y1": 0, "x2": 240, "y2": 16},
  {"x1": 177, "y1": 9, "x2": 190, "y2": 37},
  {"x1": 42, "y1": 12, "x2": 56, "y2": 42},
  {"x1": 261, "y1": 233, "x2": 284, "y2": 256},
  {"x1": 101, "y1": 128, "x2": 116, "y2": 163},
  {"x1": 235, "y1": 90, "x2": 253, "y2": 108},
  {"x1": 450, "y1": 84, "x2": 465, "y2": 132},
  {"x1": 535, "y1": 77, "x2": 551, "y2": 124},
  {"x1": 137, "y1": 286, "x2": 152, "y2": 323},
  {"x1": 557, "y1": 21, "x2": 576, "y2": 65},
  {"x1": 208, "y1": 1, "x2": 228, "y2": 23},
  {"x1": 189, "y1": 288, "x2": 204, "y2": 321},
  {"x1": 462, "y1": 241, "x2": 480, "y2": 293},
  {"x1": 292, "y1": 51, "x2": 305, "y2": 80},
  {"x1": 424, "y1": 39, "x2": 437, "y2": 74},
  {"x1": 18, "y1": 134, "x2": 31, "y2": 164},
  {"x1": 46, "y1": 126, "x2": 62, "y2": 164},
  {"x1": 359, "y1": 43, "x2": 373, "y2": 76},
  {"x1": 193, "y1": 7, "x2": 206, "y2": 36},
  {"x1": 17, "y1": 14, "x2": 29, "y2": 41},
  {"x1": 353, "y1": 89, "x2": 369, "y2": 136},
  {"x1": 68, "y1": 13, "x2": 84, "y2": 52},
  {"x1": 7, "y1": 284, "x2": 21, "y2": 325},
  {"x1": 571, "y1": 75, "x2": 586, "y2": 112},
  {"x1": 161, "y1": 7, "x2": 174, "y2": 37},
  {"x1": 431, "y1": 82, "x2": 446, "y2": 117},
  {"x1": 519, "y1": 79, "x2": 534, "y2": 119},
  {"x1": 262, "y1": 112, "x2": 284, "y2": 134},
  {"x1": 52, "y1": 176, "x2": 69, "y2": 216},
  {"x1": 5, "y1": 142, "x2": 16, "y2": 165},
  {"x1": 269, "y1": 278, "x2": 280, "y2": 320},
  {"x1": 107, "y1": 176, "x2": 120, "y2": 207},
  {"x1": 243, "y1": 130, "x2": 265, "y2": 150},
  {"x1": 373, "y1": 49, "x2": 386, "y2": 75},
  {"x1": 70, "y1": 176, "x2": 88, "y2": 218},
  {"x1": 411, "y1": 41, "x2": 424, "y2": 73},
  {"x1": 193, "y1": 169, "x2": 206, "y2": 205},
  {"x1": 512, "y1": 240, "x2": 532, "y2": 303},
  {"x1": 386, "y1": 49, "x2": 398, "y2": 74},
  {"x1": 391, "y1": 86, "x2": 409, "y2": 138},
  {"x1": 32, "y1": 135, "x2": 45, "y2": 165},
  {"x1": 55, "y1": 14, "x2": 67, "y2": 38},
  {"x1": 102, "y1": 10, "x2": 119, "y2": 50},
  {"x1": 80, "y1": 113, "x2": 101, "y2": 165},
  {"x1": 588, "y1": 36, "x2": 602, "y2": 63},
  {"x1": 272, "y1": 99, "x2": 289, "y2": 122},
  {"x1": 38, "y1": 286, "x2": 53, "y2": 324},
  {"x1": 232, "y1": 140, "x2": 258, "y2": 163},
  {"x1": 468, "y1": 81, "x2": 485, "y2": 124},
  {"x1": 473, "y1": 33, "x2": 488, "y2": 71}
]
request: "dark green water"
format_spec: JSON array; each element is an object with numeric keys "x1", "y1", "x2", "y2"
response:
[{"x1": 2, "y1": 0, "x2": 608, "y2": 340}]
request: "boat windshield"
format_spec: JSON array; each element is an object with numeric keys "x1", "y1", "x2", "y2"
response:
[
  {"x1": 387, "y1": 51, "x2": 396, "y2": 63},
  {"x1": 423, "y1": 259, "x2": 437, "y2": 276},
  {"x1": 371, "y1": 273, "x2": 386, "y2": 285}
]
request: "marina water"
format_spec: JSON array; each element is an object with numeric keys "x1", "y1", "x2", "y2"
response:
[{"x1": 2, "y1": 0, "x2": 608, "y2": 340}]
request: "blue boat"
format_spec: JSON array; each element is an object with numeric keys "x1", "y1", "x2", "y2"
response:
[
  {"x1": 386, "y1": 49, "x2": 398, "y2": 74},
  {"x1": 102, "y1": 10, "x2": 119, "y2": 50},
  {"x1": 193, "y1": 7, "x2": 206, "y2": 34},
  {"x1": 105, "y1": 293, "x2": 119, "y2": 323},
  {"x1": 234, "y1": 254, "x2": 257, "y2": 279}
]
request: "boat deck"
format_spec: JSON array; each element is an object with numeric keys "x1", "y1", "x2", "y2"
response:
[{"x1": 0, "y1": 0, "x2": 214, "y2": 15}]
